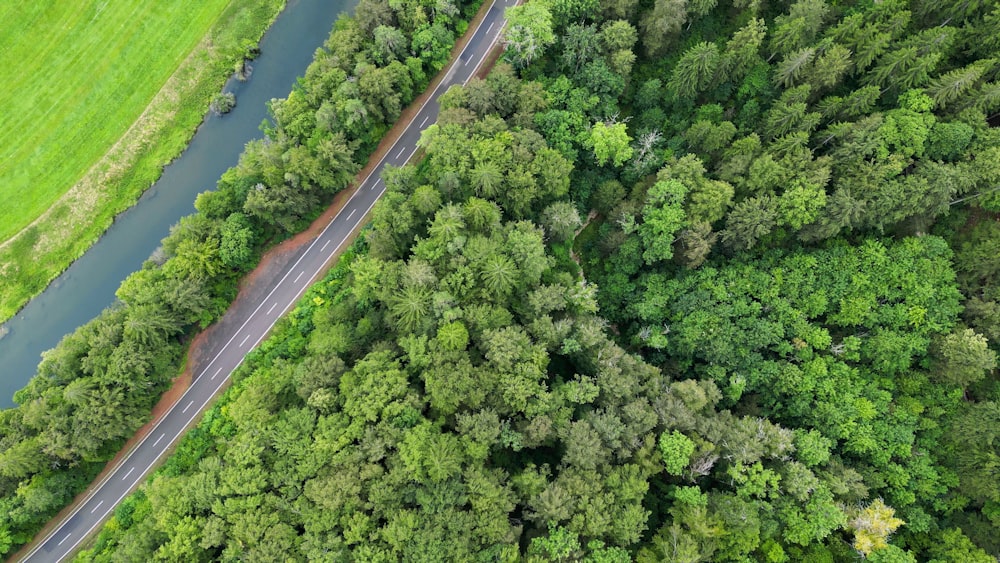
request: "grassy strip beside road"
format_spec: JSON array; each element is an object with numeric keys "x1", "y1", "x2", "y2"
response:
[{"x1": 0, "y1": 0, "x2": 284, "y2": 322}]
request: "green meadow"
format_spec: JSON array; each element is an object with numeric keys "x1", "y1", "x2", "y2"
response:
[
  {"x1": 0, "y1": 0, "x2": 235, "y2": 241},
  {"x1": 0, "y1": 0, "x2": 283, "y2": 321}
]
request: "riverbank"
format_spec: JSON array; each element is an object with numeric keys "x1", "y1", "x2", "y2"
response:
[{"x1": 0, "y1": 0, "x2": 285, "y2": 324}]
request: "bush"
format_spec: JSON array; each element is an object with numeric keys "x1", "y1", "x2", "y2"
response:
[{"x1": 210, "y1": 91, "x2": 236, "y2": 115}]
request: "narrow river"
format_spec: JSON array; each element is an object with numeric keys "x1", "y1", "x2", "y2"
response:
[{"x1": 0, "y1": 0, "x2": 359, "y2": 408}]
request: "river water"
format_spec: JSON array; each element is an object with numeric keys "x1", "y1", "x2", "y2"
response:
[{"x1": 0, "y1": 0, "x2": 358, "y2": 408}]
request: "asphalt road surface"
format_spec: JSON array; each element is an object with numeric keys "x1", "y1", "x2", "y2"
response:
[{"x1": 19, "y1": 1, "x2": 515, "y2": 559}]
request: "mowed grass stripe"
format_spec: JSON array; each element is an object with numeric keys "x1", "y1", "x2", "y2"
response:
[{"x1": 0, "y1": 0, "x2": 232, "y2": 243}]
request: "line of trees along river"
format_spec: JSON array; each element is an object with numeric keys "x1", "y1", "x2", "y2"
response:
[{"x1": 0, "y1": 0, "x2": 356, "y2": 407}]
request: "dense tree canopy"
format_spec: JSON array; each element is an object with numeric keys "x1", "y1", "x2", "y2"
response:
[{"x1": 85, "y1": 93, "x2": 892, "y2": 561}]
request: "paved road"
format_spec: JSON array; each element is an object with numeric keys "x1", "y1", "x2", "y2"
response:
[{"x1": 19, "y1": 1, "x2": 514, "y2": 560}]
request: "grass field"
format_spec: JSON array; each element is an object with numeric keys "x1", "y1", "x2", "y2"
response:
[
  {"x1": 0, "y1": 0, "x2": 284, "y2": 322},
  {"x1": 0, "y1": 0, "x2": 234, "y2": 241}
]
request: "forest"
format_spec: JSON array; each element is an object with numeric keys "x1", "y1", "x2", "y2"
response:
[{"x1": 7, "y1": 0, "x2": 1000, "y2": 560}]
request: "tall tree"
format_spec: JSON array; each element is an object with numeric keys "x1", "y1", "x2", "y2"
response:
[
  {"x1": 503, "y1": 2, "x2": 556, "y2": 68},
  {"x1": 640, "y1": 0, "x2": 687, "y2": 57},
  {"x1": 669, "y1": 42, "x2": 722, "y2": 100},
  {"x1": 588, "y1": 121, "x2": 634, "y2": 167}
]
